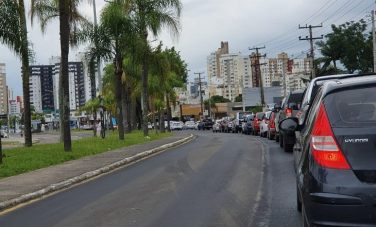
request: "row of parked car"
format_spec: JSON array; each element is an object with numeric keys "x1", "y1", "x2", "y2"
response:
[{"x1": 206, "y1": 73, "x2": 376, "y2": 226}]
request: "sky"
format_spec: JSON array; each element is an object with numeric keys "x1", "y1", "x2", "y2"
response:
[{"x1": 1, "y1": 0, "x2": 375, "y2": 97}]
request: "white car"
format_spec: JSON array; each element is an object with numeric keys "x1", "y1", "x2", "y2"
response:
[
  {"x1": 259, "y1": 111, "x2": 272, "y2": 137},
  {"x1": 170, "y1": 121, "x2": 183, "y2": 131},
  {"x1": 0, "y1": 130, "x2": 8, "y2": 138},
  {"x1": 184, "y1": 121, "x2": 195, "y2": 130},
  {"x1": 212, "y1": 119, "x2": 222, "y2": 132},
  {"x1": 148, "y1": 122, "x2": 153, "y2": 130}
]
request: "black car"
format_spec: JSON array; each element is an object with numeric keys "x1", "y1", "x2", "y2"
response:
[
  {"x1": 280, "y1": 75, "x2": 376, "y2": 226},
  {"x1": 274, "y1": 90, "x2": 304, "y2": 152}
]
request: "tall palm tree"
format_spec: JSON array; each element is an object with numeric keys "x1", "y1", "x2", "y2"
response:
[
  {"x1": 0, "y1": 0, "x2": 33, "y2": 153},
  {"x1": 77, "y1": 0, "x2": 138, "y2": 140},
  {"x1": 30, "y1": 0, "x2": 88, "y2": 151},
  {"x1": 126, "y1": 0, "x2": 182, "y2": 137}
]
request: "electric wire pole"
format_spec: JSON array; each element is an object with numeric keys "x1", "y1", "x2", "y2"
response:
[
  {"x1": 250, "y1": 46, "x2": 267, "y2": 106},
  {"x1": 194, "y1": 72, "x2": 205, "y2": 119},
  {"x1": 299, "y1": 24, "x2": 323, "y2": 79}
]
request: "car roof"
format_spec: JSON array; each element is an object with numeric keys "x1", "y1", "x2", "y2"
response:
[
  {"x1": 321, "y1": 74, "x2": 376, "y2": 94},
  {"x1": 302, "y1": 73, "x2": 376, "y2": 105}
]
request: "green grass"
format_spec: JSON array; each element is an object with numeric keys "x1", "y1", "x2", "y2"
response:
[{"x1": 0, "y1": 130, "x2": 172, "y2": 179}]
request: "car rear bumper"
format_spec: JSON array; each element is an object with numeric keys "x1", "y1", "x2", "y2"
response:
[
  {"x1": 301, "y1": 160, "x2": 376, "y2": 226},
  {"x1": 304, "y1": 195, "x2": 376, "y2": 227}
]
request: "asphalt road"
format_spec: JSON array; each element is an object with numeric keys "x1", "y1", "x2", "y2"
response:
[{"x1": 0, "y1": 129, "x2": 302, "y2": 227}]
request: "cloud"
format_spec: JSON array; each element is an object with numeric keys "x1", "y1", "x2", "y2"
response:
[{"x1": 0, "y1": 0, "x2": 373, "y2": 96}]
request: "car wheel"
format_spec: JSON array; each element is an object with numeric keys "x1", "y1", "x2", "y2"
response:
[
  {"x1": 283, "y1": 137, "x2": 293, "y2": 152},
  {"x1": 275, "y1": 134, "x2": 279, "y2": 142},
  {"x1": 297, "y1": 183, "x2": 302, "y2": 212},
  {"x1": 302, "y1": 206, "x2": 308, "y2": 227}
]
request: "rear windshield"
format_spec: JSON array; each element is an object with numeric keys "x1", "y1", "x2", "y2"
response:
[
  {"x1": 325, "y1": 87, "x2": 376, "y2": 127},
  {"x1": 256, "y1": 113, "x2": 264, "y2": 119},
  {"x1": 238, "y1": 112, "x2": 253, "y2": 119},
  {"x1": 288, "y1": 93, "x2": 304, "y2": 103}
]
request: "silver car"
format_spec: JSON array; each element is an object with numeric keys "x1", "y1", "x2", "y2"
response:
[{"x1": 212, "y1": 119, "x2": 222, "y2": 132}]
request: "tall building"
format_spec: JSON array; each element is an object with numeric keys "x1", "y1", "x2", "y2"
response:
[
  {"x1": 29, "y1": 57, "x2": 88, "y2": 114},
  {"x1": 9, "y1": 100, "x2": 21, "y2": 115},
  {"x1": 30, "y1": 64, "x2": 55, "y2": 113},
  {"x1": 207, "y1": 43, "x2": 310, "y2": 100},
  {"x1": 0, "y1": 63, "x2": 8, "y2": 116}
]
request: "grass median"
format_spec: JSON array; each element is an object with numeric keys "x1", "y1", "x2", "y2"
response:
[{"x1": 0, "y1": 130, "x2": 172, "y2": 179}]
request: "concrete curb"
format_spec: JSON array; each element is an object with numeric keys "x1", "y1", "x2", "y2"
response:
[{"x1": 0, "y1": 134, "x2": 194, "y2": 211}]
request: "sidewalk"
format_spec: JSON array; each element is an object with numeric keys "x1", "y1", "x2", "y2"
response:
[{"x1": 0, "y1": 132, "x2": 194, "y2": 211}]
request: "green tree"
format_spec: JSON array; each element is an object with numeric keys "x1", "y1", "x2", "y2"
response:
[
  {"x1": 10, "y1": 115, "x2": 20, "y2": 133},
  {"x1": 78, "y1": 1, "x2": 137, "y2": 140},
  {"x1": 235, "y1": 96, "x2": 242, "y2": 102},
  {"x1": 126, "y1": 0, "x2": 182, "y2": 137},
  {"x1": 0, "y1": 0, "x2": 33, "y2": 151},
  {"x1": 211, "y1": 95, "x2": 231, "y2": 103},
  {"x1": 320, "y1": 19, "x2": 372, "y2": 74}
]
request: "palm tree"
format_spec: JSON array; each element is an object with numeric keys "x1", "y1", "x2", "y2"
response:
[
  {"x1": 10, "y1": 115, "x2": 21, "y2": 133},
  {"x1": 0, "y1": 0, "x2": 33, "y2": 153},
  {"x1": 78, "y1": 0, "x2": 139, "y2": 140},
  {"x1": 126, "y1": 0, "x2": 182, "y2": 137},
  {"x1": 30, "y1": 0, "x2": 89, "y2": 151}
]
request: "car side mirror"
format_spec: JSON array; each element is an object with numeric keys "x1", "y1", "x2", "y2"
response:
[{"x1": 279, "y1": 117, "x2": 299, "y2": 132}]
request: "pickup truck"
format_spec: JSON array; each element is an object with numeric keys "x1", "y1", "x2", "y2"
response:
[{"x1": 197, "y1": 118, "x2": 214, "y2": 130}]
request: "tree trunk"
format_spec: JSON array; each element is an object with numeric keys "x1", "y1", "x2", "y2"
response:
[
  {"x1": 59, "y1": 0, "x2": 72, "y2": 151},
  {"x1": 130, "y1": 98, "x2": 136, "y2": 131},
  {"x1": 151, "y1": 96, "x2": 157, "y2": 135},
  {"x1": 19, "y1": 0, "x2": 32, "y2": 147},
  {"x1": 93, "y1": 111, "x2": 97, "y2": 137},
  {"x1": 121, "y1": 84, "x2": 128, "y2": 133},
  {"x1": 114, "y1": 57, "x2": 124, "y2": 140},
  {"x1": 126, "y1": 86, "x2": 132, "y2": 132},
  {"x1": 142, "y1": 60, "x2": 149, "y2": 137},
  {"x1": 166, "y1": 93, "x2": 171, "y2": 132}
]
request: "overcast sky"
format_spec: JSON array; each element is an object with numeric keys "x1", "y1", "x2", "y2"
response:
[{"x1": 1, "y1": 0, "x2": 374, "y2": 97}]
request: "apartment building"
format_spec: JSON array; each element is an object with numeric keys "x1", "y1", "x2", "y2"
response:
[
  {"x1": 29, "y1": 57, "x2": 88, "y2": 114},
  {"x1": 0, "y1": 63, "x2": 8, "y2": 116},
  {"x1": 207, "y1": 42, "x2": 311, "y2": 100}
]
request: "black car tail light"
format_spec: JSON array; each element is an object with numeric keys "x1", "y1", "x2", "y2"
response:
[{"x1": 311, "y1": 103, "x2": 350, "y2": 170}]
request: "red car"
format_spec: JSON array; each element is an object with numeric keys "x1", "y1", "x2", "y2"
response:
[
  {"x1": 251, "y1": 112, "x2": 264, "y2": 136},
  {"x1": 267, "y1": 111, "x2": 277, "y2": 140}
]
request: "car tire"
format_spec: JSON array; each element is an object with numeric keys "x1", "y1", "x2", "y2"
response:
[
  {"x1": 302, "y1": 206, "x2": 308, "y2": 227},
  {"x1": 297, "y1": 183, "x2": 302, "y2": 212},
  {"x1": 283, "y1": 137, "x2": 293, "y2": 152}
]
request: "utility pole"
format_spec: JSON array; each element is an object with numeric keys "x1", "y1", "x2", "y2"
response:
[
  {"x1": 299, "y1": 24, "x2": 323, "y2": 79},
  {"x1": 194, "y1": 72, "x2": 205, "y2": 119},
  {"x1": 250, "y1": 46, "x2": 267, "y2": 106},
  {"x1": 372, "y1": 10, "x2": 376, "y2": 73}
]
